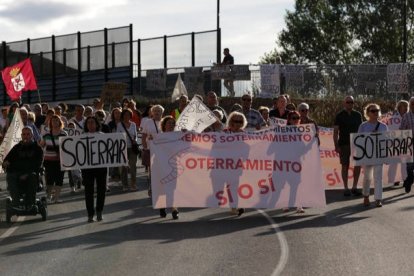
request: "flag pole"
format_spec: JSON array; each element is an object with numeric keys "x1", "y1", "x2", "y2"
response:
[{"x1": 37, "y1": 89, "x2": 42, "y2": 105}]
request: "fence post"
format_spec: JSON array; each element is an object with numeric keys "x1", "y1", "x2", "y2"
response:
[
  {"x1": 40, "y1": 52, "x2": 43, "y2": 78},
  {"x1": 27, "y1": 38, "x2": 31, "y2": 103},
  {"x1": 104, "y1": 28, "x2": 108, "y2": 82},
  {"x1": 52, "y1": 35, "x2": 56, "y2": 102},
  {"x1": 77, "y1": 31, "x2": 82, "y2": 99},
  {"x1": 138, "y1": 39, "x2": 141, "y2": 95},
  {"x1": 2, "y1": 41, "x2": 7, "y2": 106},
  {"x1": 164, "y1": 35, "x2": 167, "y2": 69},
  {"x1": 216, "y1": 28, "x2": 222, "y2": 96},
  {"x1": 191, "y1": 32, "x2": 195, "y2": 67},
  {"x1": 87, "y1": 46, "x2": 91, "y2": 71},
  {"x1": 129, "y1": 23, "x2": 133, "y2": 95},
  {"x1": 63, "y1": 48, "x2": 67, "y2": 74},
  {"x1": 111, "y1": 42, "x2": 115, "y2": 68}
]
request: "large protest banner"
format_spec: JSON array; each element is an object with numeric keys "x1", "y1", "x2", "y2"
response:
[
  {"x1": 150, "y1": 125, "x2": 326, "y2": 209},
  {"x1": 351, "y1": 130, "x2": 413, "y2": 166},
  {"x1": 146, "y1": 69, "x2": 167, "y2": 91},
  {"x1": 260, "y1": 64, "x2": 280, "y2": 97},
  {"x1": 211, "y1": 65, "x2": 232, "y2": 80},
  {"x1": 59, "y1": 133, "x2": 128, "y2": 170},
  {"x1": 0, "y1": 109, "x2": 23, "y2": 173},
  {"x1": 231, "y1": 65, "x2": 251, "y2": 80},
  {"x1": 387, "y1": 63, "x2": 409, "y2": 94},
  {"x1": 174, "y1": 96, "x2": 217, "y2": 133}
]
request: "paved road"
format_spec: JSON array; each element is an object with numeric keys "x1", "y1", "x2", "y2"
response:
[{"x1": 1, "y1": 169, "x2": 414, "y2": 276}]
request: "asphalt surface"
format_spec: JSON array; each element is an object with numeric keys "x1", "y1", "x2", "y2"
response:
[{"x1": 1, "y1": 168, "x2": 414, "y2": 276}]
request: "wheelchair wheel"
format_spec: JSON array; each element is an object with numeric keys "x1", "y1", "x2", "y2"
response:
[
  {"x1": 40, "y1": 206, "x2": 47, "y2": 221},
  {"x1": 41, "y1": 196, "x2": 47, "y2": 208},
  {"x1": 6, "y1": 209, "x2": 12, "y2": 223}
]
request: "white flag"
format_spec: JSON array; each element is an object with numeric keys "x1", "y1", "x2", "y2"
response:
[
  {"x1": 171, "y1": 74, "x2": 188, "y2": 103},
  {"x1": 174, "y1": 97, "x2": 217, "y2": 133},
  {"x1": 0, "y1": 108, "x2": 24, "y2": 173}
]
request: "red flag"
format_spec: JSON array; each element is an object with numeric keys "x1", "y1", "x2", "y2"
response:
[{"x1": 1, "y1": 58, "x2": 38, "y2": 101}]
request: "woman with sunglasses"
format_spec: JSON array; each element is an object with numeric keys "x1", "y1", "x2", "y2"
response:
[
  {"x1": 358, "y1": 104, "x2": 388, "y2": 207},
  {"x1": 298, "y1": 103, "x2": 320, "y2": 146}
]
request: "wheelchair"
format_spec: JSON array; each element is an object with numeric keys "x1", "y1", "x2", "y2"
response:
[{"x1": 5, "y1": 170, "x2": 47, "y2": 223}]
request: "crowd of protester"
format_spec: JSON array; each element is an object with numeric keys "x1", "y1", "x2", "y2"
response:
[{"x1": 2, "y1": 91, "x2": 412, "y2": 223}]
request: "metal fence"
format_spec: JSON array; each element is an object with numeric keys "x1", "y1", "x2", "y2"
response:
[{"x1": 135, "y1": 64, "x2": 414, "y2": 101}]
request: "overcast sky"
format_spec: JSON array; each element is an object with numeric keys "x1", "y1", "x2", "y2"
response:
[{"x1": 0, "y1": 0, "x2": 294, "y2": 64}]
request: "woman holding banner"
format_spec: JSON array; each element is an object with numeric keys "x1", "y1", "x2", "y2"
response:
[
  {"x1": 39, "y1": 115, "x2": 67, "y2": 203},
  {"x1": 224, "y1": 111, "x2": 248, "y2": 216},
  {"x1": 358, "y1": 103, "x2": 388, "y2": 207},
  {"x1": 117, "y1": 108, "x2": 139, "y2": 192},
  {"x1": 108, "y1": 107, "x2": 122, "y2": 182},
  {"x1": 157, "y1": 115, "x2": 180, "y2": 219},
  {"x1": 82, "y1": 116, "x2": 108, "y2": 222}
]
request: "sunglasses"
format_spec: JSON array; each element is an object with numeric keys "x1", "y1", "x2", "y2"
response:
[
  {"x1": 369, "y1": 109, "x2": 379, "y2": 113},
  {"x1": 346, "y1": 101, "x2": 354, "y2": 104},
  {"x1": 232, "y1": 120, "x2": 243, "y2": 124},
  {"x1": 242, "y1": 98, "x2": 252, "y2": 102},
  {"x1": 290, "y1": 117, "x2": 300, "y2": 120},
  {"x1": 300, "y1": 109, "x2": 308, "y2": 112}
]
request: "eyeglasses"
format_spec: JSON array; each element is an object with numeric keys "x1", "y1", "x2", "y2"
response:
[
  {"x1": 232, "y1": 120, "x2": 243, "y2": 124},
  {"x1": 300, "y1": 109, "x2": 308, "y2": 112},
  {"x1": 242, "y1": 98, "x2": 252, "y2": 102},
  {"x1": 290, "y1": 117, "x2": 300, "y2": 120},
  {"x1": 346, "y1": 101, "x2": 354, "y2": 104},
  {"x1": 369, "y1": 109, "x2": 379, "y2": 113}
]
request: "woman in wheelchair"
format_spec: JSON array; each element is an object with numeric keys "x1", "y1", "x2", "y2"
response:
[{"x1": 3, "y1": 127, "x2": 44, "y2": 211}]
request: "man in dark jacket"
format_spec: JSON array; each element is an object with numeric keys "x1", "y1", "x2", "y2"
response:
[{"x1": 3, "y1": 127, "x2": 43, "y2": 208}]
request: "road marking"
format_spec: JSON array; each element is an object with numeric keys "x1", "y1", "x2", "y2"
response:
[
  {"x1": 0, "y1": 216, "x2": 25, "y2": 243},
  {"x1": 257, "y1": 210, "x2": 289, "y2": 276}
]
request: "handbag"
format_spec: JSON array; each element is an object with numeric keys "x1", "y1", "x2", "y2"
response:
[{"x1": 122, "y1": 122, "x2": 140, "y2": 155}]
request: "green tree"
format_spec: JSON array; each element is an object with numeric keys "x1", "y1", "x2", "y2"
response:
[{"x1": 261, "y1": 0, "x2": 414, "y2": 64}]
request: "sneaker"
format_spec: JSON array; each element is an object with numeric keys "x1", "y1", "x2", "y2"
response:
[
  {"x1": 296, "y1": 207, "x2": 305, "y2": 213},
  {"x1": 351, "y1": 188, "x2": 362, "y2": 196},
  {"x1": 159, "y1": 208, "x2": 167, "y2": 218},
  {"x1": 343, "y1": 189, "x2": 351, "y2": 196},
  {"x1": 96, "y1": 212, "x2": 103, "y2": 221},
  {"x1": 87, "y1": 216, "x2": 94, "y2": 223},
  {"x1": 237, "y1": 208, "x2": 245, "y2": 217},
  {"x1": 375, "y1": 200, "x2": 383, "y2": 207},
  {"x1": 404, "y1": 182, "x2": 412, "y2": 193}
]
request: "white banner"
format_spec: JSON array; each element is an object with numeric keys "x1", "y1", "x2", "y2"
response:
[
  {"x1": 351, "y1": 130, "x2": 413, "y2": 166},
  {"x1": 260, "y1": 64, "x2": 280, "y2": 97},
  {"x1": 150, "y1": 125, "x2": 326, "y2": 209},
  {"x1": 174, "y1": 96, "x2": 217, "y2": 133},
  {"x1": 59, "y1": 132, "x2": 128, "y2": 170},
  {"x1": 0, "y1": 108, "x2": 23, "y2": 173}
]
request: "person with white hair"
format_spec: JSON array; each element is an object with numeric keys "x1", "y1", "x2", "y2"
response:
[
  {"x1": 298, "y1": 102, "x2": 320, "y2": 146},
  {"x1": 20, "y1": 107, "x2": 41, "y2": 142}
]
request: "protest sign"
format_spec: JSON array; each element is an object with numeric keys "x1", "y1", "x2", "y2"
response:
[
  {"x1": 59, "y1": 133, "x2": 128, "y2": 170},
  {"x1": 174, "y1": 96, "x2": 217, "y2": 133},
  {"x1": 381, "y1": 113, "x2": 402, "y2": 131},
  {"x1": 231, "y1": 65, "x2": 251, "y2": 80},
  {"x1": 351, "y1": 130, "x2": 413, "y2": 166},
  {"x1": 319, "y1": 127, "x2": 405, "y2": 189},
  {"x1": 268, "y1": 117, "x2": 287, "y2": 127},
  {"x1": 387, "y1": 63, "x2": 409, "y2": 94},
  {"x1": 146, "y1": 69, "x2": 167, "y2": 91},
  {"x1": 150, "y1": 125, "x2": 326, "y2": 209},
  {"x1": 284, "y1": 65, "x2": 304, "y2": 91},
  {"x1": 211, "y1": 65, "x2": 232, "y2": 80},
  {"x1": 0, "y1": 109, "x2": 23, "y2": 173},
  {"x1": 184, "y1": 67, "x2": 204, "y2": 95},
  {"x1": 100, "y1": 82, "x2": 127, "y2": 107},
  {"x1": 63, "y1": 128, "x2": 82, "y2": 137},
  {"x1": 260, "y1": 64, "x2": 280, "y2": 97}
]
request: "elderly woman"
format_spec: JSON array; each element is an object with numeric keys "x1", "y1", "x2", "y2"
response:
[
  {"x1": 204, "y1": 110, "x2": 224, "y2": 132},
  {"x1": 141, "y1": 105, "x2": 164, "y2": 196},
  {"x1": 224, "y1": 111, "x2": 248, "y2": 216},
  {"x1": 359, "y1": 103, "x2": 388, "y2": 207},
  {"x1": 117, "y1": 108, "x2": 139, "y2": 191},
  {"x1": 395, "y1": 100, "x2": 409, "y2": 117},
  {"x1": 298, "y1": 102, "x2": 320, "y2": 146},
  {"x1": 258, "y1": 106, "x2": 270, "y2": 126}
]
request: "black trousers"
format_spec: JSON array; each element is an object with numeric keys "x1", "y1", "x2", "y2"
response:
[
  {"x1": 7, "y1": 172, "x2": 37, "y2": 206},
  {"x1": 82, "y1": 168, "x2": 107, "y2": 217}
]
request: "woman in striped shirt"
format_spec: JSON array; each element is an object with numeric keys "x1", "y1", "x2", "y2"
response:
[{"x1": 39, "y1": 115, "x2": 67, "y2": 203}]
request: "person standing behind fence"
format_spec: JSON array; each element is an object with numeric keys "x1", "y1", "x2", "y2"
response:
[
  {"x1": 117, "y1": 108, "x2": 138, "y2": 192},
  {"x1": 82, "y1": 116, "x2": 108, "y2": 222},
  {"x1": 39, "y1": 115, "x2": 67, "y2": 203},
  {"x1": 333, "y1": 96, "x2": 362, "y2": 197},
  {"x1": 400, "y1": 97, "x2": 414, "y2": 193},
  {"x1": 220, "y1": 48, "x2": 235, "y2": 97},
  {"x1": 358, "y1": 104, "x2": 388, "y2": 207}
]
